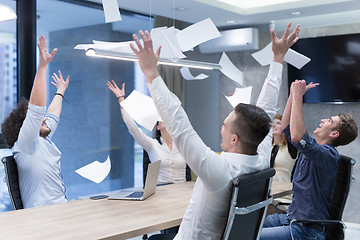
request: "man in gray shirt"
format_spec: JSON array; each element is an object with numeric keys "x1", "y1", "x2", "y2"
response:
[{"x1": 1, "y1": 36, "x2": 70, "y2": 208}]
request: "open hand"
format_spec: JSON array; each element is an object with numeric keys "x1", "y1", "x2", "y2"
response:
[
  {"x1": 271, "y1": 23, "x2": 300, "y2": 63},
  {"x1": 130, "y1": 30, "x2": 161, "y2": 82},
  {"x1": 107, "y1": 80, "x2": 125, "y2": 100},
  {"x1": 38, "y1": 35, "x2": 57, "y2": 67},
  {"x1": 51, "y1": 70, "x2": 69, "y2": 94}
]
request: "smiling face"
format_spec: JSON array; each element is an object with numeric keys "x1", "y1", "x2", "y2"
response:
[
  {"x1": 272, "y1": 118, "x2": 282, "y2": 137},
  {"x1": 313, "y1": 116, "x2": 341, "y2": 144}
]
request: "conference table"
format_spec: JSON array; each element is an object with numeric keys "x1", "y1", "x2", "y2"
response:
[{"x1": 0, "y1": 180, "x2": 292, "y2": 240}]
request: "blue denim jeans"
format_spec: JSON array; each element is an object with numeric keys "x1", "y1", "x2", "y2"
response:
[{"x1": 260, "y1": 213, "x2": 326, "y2": 240}]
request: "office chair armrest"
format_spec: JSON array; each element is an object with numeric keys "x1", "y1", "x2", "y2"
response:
[
  {"x1": 291, "y1": 219, "x2": 347, "y2": 229},
  {"x1": 235, "y1": 197, "x2": 274, "y2": 215}
]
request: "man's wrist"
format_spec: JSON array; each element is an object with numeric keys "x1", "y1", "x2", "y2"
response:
[
  {"x1": 145, "y1": 70, "x2": 160, "y2": 83},
  {"x1": 273, "y1": 55, "x2": 285, "y2": 64}
]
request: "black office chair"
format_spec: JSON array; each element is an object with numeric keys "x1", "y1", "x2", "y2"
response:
[
  {"x1": 289, "y1": 155, "x2": 355, "y2": 240},
  {"x1": 1, "y1": 155, "x2": 24, "y2": 210},
  {"x1": 222, "y1": 168, "x2": 276, "y2": 240}
]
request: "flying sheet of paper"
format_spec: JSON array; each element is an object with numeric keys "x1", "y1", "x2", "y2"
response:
[
  {"x1": 251, "y1": 43, "x2": 273, "y2": 66},
  {"x1": 225, "y1": 87, "x2": 253, "y2": 108},
  {"x1": 74, "y1": 44, "x2": 95, "y2": 50},
  {"x1": 180, "y1": 67, "x2": 209, "y2": 80},
  {"x1": 151, "y1": 27, "x2": 186, "y2": 59},
  {"x1": 284, "y1": 49, "x2": 311, "y2": 69},
  {"x1": 219, "y1": 52, "x2": 244, "y2": 85},
  {"x1": 75, "y1": 156, "x2": 111, "y2": 184},
  {"x1": 251, "y1": 42, "x2": 311, "y2": 69},
  {"x1": 102, "y1": 0, "x2": 122, "y2": 23},
  {"x1": 120, "y1": 90, "x2": 161, "y2": 131},
  {"x1": 176, "y1": 18, "x2": 221, "y2": 52}
]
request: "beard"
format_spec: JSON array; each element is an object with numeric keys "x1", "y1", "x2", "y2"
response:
[{"x1": 40, "y1": 126, "x2": 51, "y2": 138}]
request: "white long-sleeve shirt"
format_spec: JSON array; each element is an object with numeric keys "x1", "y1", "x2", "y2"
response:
[
  {"x1": 120, "y1": 107, "x2": 186, "y2": 184},
  {"x1": 148, "y1": 62, "x2": 283, "y2": 239}
]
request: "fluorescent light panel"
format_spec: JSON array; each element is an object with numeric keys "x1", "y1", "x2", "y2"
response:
[
  {"x1": 0, "y1": 4, "x2": 16, "y2": 22},
  {"x1": 86, "y1": 49, "x2": 222, "y2": 70},
  {"x1": 217, "y1": 0, "x2": 301, "y2": 9}
]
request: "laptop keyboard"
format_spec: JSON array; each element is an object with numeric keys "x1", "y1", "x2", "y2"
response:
[{"x1": 126, "y1": 191, "x2": 143, "y2": 198}]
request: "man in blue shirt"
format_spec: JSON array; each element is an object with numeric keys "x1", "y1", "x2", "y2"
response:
[{"x1": 261, "y1": 80, "x2": 358, "y2": 239}]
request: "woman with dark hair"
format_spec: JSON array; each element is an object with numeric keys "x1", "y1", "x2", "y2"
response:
[{"x1": 107, "y1": 80, "x2": 187, "y2": 185}]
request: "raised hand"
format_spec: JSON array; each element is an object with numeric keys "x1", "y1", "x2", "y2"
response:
[
  {"x1": 271, "y1": 23, "x2": 300, "y2": 63},
  {"x1": 305, "y1": 81, "x2": 320, "y2": 92},
  {"x1": 51, "y1": 70, "x2": 69, "y2": 95},
  {"x1": 130, "y1": 30, "x2": 161, "y2": 83},
  {"x1": 107, "y1": 80, "x2": 125, "y2": 100},
  {"x1": 37, "y1": 35, "x2": 57, "y2": 67},
  {"x1": 291, "y1": 80, "x2": 307, "y2": 98}
]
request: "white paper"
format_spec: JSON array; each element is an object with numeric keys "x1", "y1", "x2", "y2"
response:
[
  {"x1": 251, "y1": 43, "x2": 273, "y2": 66},
  {"x1": 74, "y1": 44, "x2": 95, "y2": 50},
  {"x1": 252, "y1": 42, "x2": 311, "y2": 69},
  {"x1": 151, "y1": 27, "x2": 186, "y2": 59},
  {"x1": 225, "y1": 87, "x2": 253, "y2": 108},
  {"x1": 75, "y1": 156, "x2": 111, "y2": 184},
  {"x1": 219, "y1": 52, "x2": 244, "y2": 85},
  {"x1": 284, "y1": 49, "x2": 311, "y2": 69},
  {"x1": 176, "y1": 18, "x2": 221, "y2": 52},
  {"x1": 180, "y1": 67, "x2": 208, "y2": 80},
  {"x1": 102, "y1": 0, "x2": 122, "y2": 23},
  {"x1": 120, "y1": 90, "x2": 161, "y2": 131}
]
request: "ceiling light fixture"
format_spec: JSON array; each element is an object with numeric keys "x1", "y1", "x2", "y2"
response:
[
  {"x1": 86, "y1": 48, "x2": 222, "y2": 70},
  {"x1": 0, "y1": 4, "x2": 16, "y2": 22},
  {"x1": 291, "y1": 11, "x2": 301, "y2": 15}
]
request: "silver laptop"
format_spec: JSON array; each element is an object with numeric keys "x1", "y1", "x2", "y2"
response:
[{"x1": 108, "y1": 160, "x2": 161, "y2": 201}]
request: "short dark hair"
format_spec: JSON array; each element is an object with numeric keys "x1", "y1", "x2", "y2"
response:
[
  {"x1": 1, "y1": 98, "x2": 29, "y2": 148},
  {"x1": 331, "y1": 113, "x2": 358, "y2": 147},
  {"x1": 233, "y1": 103, "x2": 271, "y2": 153}
]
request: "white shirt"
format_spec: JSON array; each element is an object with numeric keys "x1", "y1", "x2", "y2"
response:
[
  {"x1": 121, "y1": 107, "x2": 186, "y2": 184},
  {"x1": 272, "y1": 145, "x2": 296, "y2": 183},
  {"x1": 148, "y1": 62, "x2": 283, "y2": 240},
  {"x1": 12, "y1": 104, "x2": 67, "y2": 208}
]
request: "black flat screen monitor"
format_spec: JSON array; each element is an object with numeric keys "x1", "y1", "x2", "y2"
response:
[{"x1": 288, "y1": 33, "x2": 360, "y2": 103}]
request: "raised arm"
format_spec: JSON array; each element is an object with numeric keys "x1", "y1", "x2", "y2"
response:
[
  {"x1": 47, "y1": 70, "x2": 69, "y2": 117},
  {"x1": 29, "y1": 35, "x2": 57, "y2": 106},
  {"x1": 289, "y1": 80, "x2": 319, "y2": 142},
  {"x1": 256, "y1": 23, "x2": 300, "y2": 158},
  {"x1": 107, "y1": 81, "x2": 154, "y2": 152}
]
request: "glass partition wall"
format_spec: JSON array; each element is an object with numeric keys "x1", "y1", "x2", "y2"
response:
[{"x1": 0, "y1": 0, "x2": 153, "y2": 211}]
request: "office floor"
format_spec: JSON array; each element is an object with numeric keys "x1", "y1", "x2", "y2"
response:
[{"x1": 128, "y1": 222, "x2": 360, "y2": 239}]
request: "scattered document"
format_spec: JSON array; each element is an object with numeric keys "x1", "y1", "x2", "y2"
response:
[
  {"x1": 251, "y1": 42, "x2": 311, "y2": 69},
  {"x1": 284, "y1": 49, "x2": 311, "y2": 69},
  {"x1": 219, "y1": 52, "x2": 244, "y2": 85},
  {"x1": 74, "y1": 44, "x2": 95, "y2": 50},
  {"x1": 120, "y1": 90, "x2": 161, "y2": 131},
  {"x1": 180, "y1": 67, "x2": 208, "y2": 80},
  {"x1": 102, "y1": 0, "x2": 122, "y2": 23},
  {"x1": 251, "y1": 43, "x2": 273, "y2": 66},
  {"x1": 225, "y1": 87, "x2": 253, "y2": 108},
  {"x1": 151, "y1": 27, "x2": 186, "y2": 59},
  {"x1": 75, "y1": 156, "x2": 111, "y2": 184},
  {"x1": 176, "y1": 18, "x2": 221, "y2": 52}
]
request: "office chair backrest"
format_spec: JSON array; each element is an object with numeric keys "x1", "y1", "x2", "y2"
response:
[
  {"x1": 223, "y1": 168, "x2": 276, "y2": 240},
  {"x1": 1, "y1": 156, "x2": 24, "y2": 210},
  {"x1": 326, "y1": 155, "x2": 355, "y2": 240}
]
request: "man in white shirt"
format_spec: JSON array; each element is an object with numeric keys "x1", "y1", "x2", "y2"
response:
[
  {"x1": 1, "y1": 36, "x2": 69, "y2": 208},
  {"x1": 129, "y1": 23, "x2": 300, "y2": 239}
]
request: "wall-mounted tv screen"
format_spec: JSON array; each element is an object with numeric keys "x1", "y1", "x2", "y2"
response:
[{"x1": 288, "y1": 33, "x2": 360, "y2": 103}]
